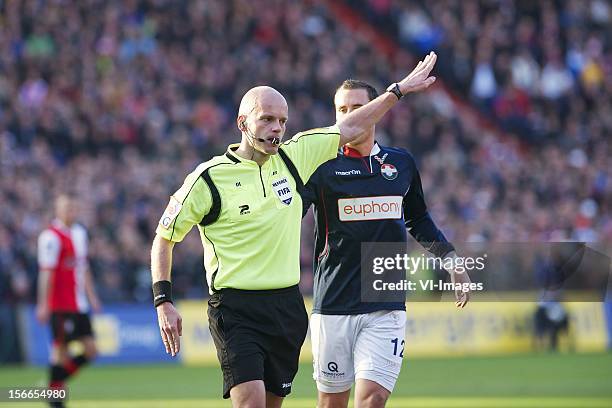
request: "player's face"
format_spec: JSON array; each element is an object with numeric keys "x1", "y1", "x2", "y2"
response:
[
  {"x1": 334, "y1": 88, "x2": 371, "y2": 121},
  {"x1": 243, "y1": 95, "x2": 288, "y2": 156},
  {"x1": 56, "y1": 196, "x2": 78, "y2": 226}
]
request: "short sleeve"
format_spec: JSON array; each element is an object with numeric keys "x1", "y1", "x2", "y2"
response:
[
  {"x1": 38, "y1": 230, "x2": 60, "y2": 269},
  {"x1": 280, "y1": 125, "x2": 340, "y2": 183},
  {"x1": 156, "y1": 165, "x2": 212, "y2": 242},
  {"x1": 71, "y1": 224, "x2": 89, "y2": 260}
]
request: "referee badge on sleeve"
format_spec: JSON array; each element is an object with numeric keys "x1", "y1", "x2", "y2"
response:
[{"x1": 159, "y1": 196, "x2": 183, "y2": 229}]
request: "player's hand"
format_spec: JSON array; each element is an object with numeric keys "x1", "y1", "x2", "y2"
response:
[
  {"x1": 398, "y1": 51, "x2": 437, "y2": 94},
  {"x1": 36, "y1": 303, "x2": 49, "y2": 324},
  {"x1": 90, "y1": 297, "x2": 102, "y2": 314},
  {"x1": 156, "y1": 302, "x2": 182, "y2": 357},
  {"x1": 451, "y1": 271, "x2": 471, "y2": 309}
]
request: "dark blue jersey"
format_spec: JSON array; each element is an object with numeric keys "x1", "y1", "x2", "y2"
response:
[{"x1": 302, "y1": 143, "x2": 454, "y2": 315}]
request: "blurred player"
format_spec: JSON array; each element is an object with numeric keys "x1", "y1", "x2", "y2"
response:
[
  {"x1": 302, "y1": 79, "x2": 472, "y2": 407},
  {"x1": 151, "y1": 53, "x2": 439, "y2": 407},
  {"x1": 36, "y1": 193, "x2": 100, "y2": 407}
]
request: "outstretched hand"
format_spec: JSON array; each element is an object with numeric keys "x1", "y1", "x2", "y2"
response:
[{"x1": 398, "y1": 51, "x2": 438, "y2": 94}]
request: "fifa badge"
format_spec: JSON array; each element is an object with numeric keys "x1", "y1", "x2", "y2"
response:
[{"x1": 272, "y1": 177, "x2": 293, "y2": 205}]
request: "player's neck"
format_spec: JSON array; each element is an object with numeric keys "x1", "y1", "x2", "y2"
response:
[
  {"x1": 235, "y1": 140, "x2": 270, "y2": 166},
  {"x1": 54, "y1": 218, "x2": 72, "y2": 230},
  {"x1": 345, "y1": 136, "x2": 375, "y2": 157}
]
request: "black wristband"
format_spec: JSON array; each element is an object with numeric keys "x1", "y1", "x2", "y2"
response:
[
  {"x1": 386, "y1": 83, "x2": 403, "y2": 100},
  {"x1": 153, "y1": 280, "x2": 173, "y2": 307}
]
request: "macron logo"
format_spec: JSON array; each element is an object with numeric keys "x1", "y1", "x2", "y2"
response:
[
  {"x1": 338, "y1": 196, "x2": 403, "y2": 221},
  {"x1": 335, "y1": 170, "x2": 361, "y2": 176}
]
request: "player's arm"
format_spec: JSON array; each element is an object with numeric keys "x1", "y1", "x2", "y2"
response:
[
  {"x1": 36, "y1": 268, "x2": 51, "y2": 323},
  {"x1": 403, "y1": 159, "x2": 470, "y2": 308},
  {"x1": 337, "y1": 51, "x2": 437, "y2": 146},
  {"x1": 79, "y1": 228, "x2": 102, "y2": 312},
  {"x1": 84, "y1": 266, "x2": 101, "y2": 313},
  {"x1": 301, "y1": 170, "x2": 321, "y2": 218},
  {"x1": 36, "y1": 230, "x2": 58, "y2": 323}
]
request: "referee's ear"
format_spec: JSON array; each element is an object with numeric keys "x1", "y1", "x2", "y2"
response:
[{"x1": 237, "y1": 115, "x2": 247, "y2": 132}]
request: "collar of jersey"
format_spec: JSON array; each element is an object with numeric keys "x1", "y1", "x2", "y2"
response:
[
  {"x1": 52, "y1": 218, "x2": 72, "y2": 232},
  {"x1": 340, "y1": 142, "x2": 381, "y2": 158},
  {"x1": 225, "y1": 144, "x2": 269, "y2": 167}
]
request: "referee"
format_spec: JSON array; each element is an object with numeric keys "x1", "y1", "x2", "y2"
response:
[{"x1": 151, "y1": 52, "x2": 438, "y2": 407}]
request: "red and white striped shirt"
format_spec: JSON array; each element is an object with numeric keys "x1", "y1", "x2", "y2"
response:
[{"x1": 37, "y1": 220, "x2": 89, "y2": 313}]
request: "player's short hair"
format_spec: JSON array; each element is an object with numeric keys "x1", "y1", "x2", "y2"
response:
[
  {"x1": 57, "y1": 191, "x2": 77, "y2": 200},
  {"x1": 55, "y1": 191, "x2": 77, "y2": 207},
  {"x1": 336, "y1": 79, "x2": 379, "y2": 101}
]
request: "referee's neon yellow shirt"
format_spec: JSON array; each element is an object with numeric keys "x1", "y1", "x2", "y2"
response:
[{"x1": 156, "y1": 126, "x2": 340, "y2": 293}]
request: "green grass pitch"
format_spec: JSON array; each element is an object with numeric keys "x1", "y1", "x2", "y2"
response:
[{"x1": 2, "y1": 352, "x2": 611, "y2": 407}]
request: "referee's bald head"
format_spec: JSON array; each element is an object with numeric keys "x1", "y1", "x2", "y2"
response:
[{"x1": 238, "y1": 86, "x2": 287, "y2": 119}]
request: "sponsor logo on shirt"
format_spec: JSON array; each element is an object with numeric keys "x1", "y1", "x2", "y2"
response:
[
  {"x1": 335, "y1": 169, "x2": 361, "y2": 176},
  {"x1": 159, "y1": 196, "x2": 183, "y2": 229},
  {"x1": 338, "y1": 196, "x2": 403, "y2": 221}
]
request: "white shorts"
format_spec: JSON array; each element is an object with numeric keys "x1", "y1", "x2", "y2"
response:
[{"x1": 310, "y1": 310, "x2": 406, "y2": 393}]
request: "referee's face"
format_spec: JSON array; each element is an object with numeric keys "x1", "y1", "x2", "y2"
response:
[{"x1": 248, "y1": 96, "x2": 288, "y2": 155}]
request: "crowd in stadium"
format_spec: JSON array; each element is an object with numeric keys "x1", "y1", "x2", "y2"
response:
[{"x1": 1, "y1": 0, "x2": 610, "y2": 303}]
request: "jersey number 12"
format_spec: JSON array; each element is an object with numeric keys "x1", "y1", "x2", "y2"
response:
[{"x1": 391, "y1": 338, "x2": 405, "y2": 357}]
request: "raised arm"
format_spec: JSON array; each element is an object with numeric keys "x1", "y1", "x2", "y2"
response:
[{"x1": 337, "y1": 51, "x2": 437, "y2": 146}]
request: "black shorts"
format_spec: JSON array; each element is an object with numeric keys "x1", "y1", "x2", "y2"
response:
[
  {"x1": 50, "y1": 312, "x2": 94, "y2": 345},
  {"x1": 208, "y1": 285, "x2": 309, "y2": 399}
]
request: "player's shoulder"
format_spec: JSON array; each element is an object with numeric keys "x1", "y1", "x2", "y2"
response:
[
  {"x1": 380, "y1": 145, "x2": 417, "y2": 165},
  {"x1": 71, "y1": 223, "x2": 88, "y2": 239},
  {"x1": 38, "y1": 228, "x2": 58, "y2": 242},
  {"x1": 381, "y1": 144, "x2": 413, "y2": 158},
  {"x1": 306, "y1": 148, "x2": 340, "y2": 179}
]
